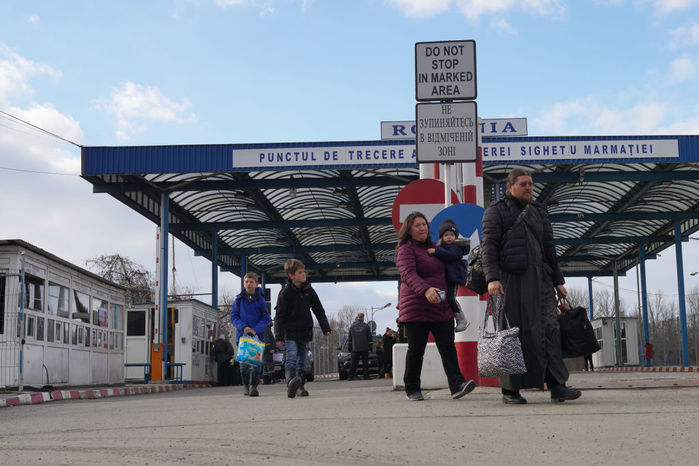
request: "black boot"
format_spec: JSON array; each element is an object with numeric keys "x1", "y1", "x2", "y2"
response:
[
  {"x1": 250, "y1": 372, "x2": 260, "y2": 397},
  {"x1": 242, "y1": 372, "x2": 250, "y2": 396},
  {"x1": 297, "y1": 370, "x2": 309, "y2": 397},
  {"x1": 550, "y1": 384, "x2": 582, "y2": 403},
  {"x1": 285, "y1": 368, "x2": 301, "y2": 398}
]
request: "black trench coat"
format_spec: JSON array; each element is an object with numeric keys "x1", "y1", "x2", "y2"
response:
[{"x1": 482, "y1": 196, "x2": 568, "y2": 390}]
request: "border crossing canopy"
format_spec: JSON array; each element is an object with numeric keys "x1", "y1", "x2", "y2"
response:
[{"x1": 81, "y1": 135, "x2": 699, "y2": 284}]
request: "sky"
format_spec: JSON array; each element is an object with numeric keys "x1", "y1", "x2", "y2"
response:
[{"x1": 1, "y1": 0, "x2": 699, "y2": 335}]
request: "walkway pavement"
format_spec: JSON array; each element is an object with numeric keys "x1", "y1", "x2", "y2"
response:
[{"x1": 2, "y1": 366, "x2": 699, "y2": 409}]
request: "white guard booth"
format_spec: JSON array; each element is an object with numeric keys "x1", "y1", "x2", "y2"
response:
[
  {"x1": 591, "y1": 316, "x2": 640, "y2": 367},
  {"x1": 0, "y1": 239, "x2": 126, "y2": 389},
  {"x1": 125, "y1": 299, "x2": 221, "y2": 384}
]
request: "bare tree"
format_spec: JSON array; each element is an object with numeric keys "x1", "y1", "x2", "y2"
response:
[
  {"x1": 565, "y1": 287, "x2": 588, "y2": 309},
  {"x1": 334, "y1": 304, "x2": 365, "y2": 337},
  {"x1": 85, "y1": 254, "x2": 154, "y2": 305}
]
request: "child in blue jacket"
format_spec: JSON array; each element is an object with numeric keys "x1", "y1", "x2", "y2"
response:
[
  {"x1": 429, "y1": 219, "x2": 470, "y2": 332},
  {"x1": 230, "y1": 272, "x2": 270, "y2": 396}
]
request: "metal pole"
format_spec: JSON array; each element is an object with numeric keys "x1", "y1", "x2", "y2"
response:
[
  {"x1": 444, "y1": 163, "x2": 451, "y2": 208},
  {"x1": 639, "y1": 245, "x2": 651, "y2": 366},
  {"x1": 18, "y1": 252, "x2": 26, "y2": 391},
  {"x1": 674, "y1": 220, "x2": 690, "y2": 366},
  {"x1": 613, "y1": 260, "x2": 623, "y2": 366},
  {"x1": 160, "y1": 192, "x2": 170, "y2": 376},
  {"x1": 587, "y1": 276, "x2": 594, "y2": 321},
  {"x1": 211, "y1": 232, "x2": 218, "y2": 310}
]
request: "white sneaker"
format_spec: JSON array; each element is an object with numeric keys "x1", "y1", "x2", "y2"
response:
[{"x1": 455, "y1": 311, "x2": 469, "y2": 332}]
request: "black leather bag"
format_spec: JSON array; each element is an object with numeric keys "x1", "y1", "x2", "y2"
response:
[
  {"x1": 465, "y1": 246, "x2": 487, "y2": 295},
  {"x1": 557, "y1": 299, "x2": 601, "y2": 358}
]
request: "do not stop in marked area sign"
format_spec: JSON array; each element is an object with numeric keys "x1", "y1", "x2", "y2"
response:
[
  {"x1": 415, "y1": 101, "x2": 478, "y2": 163},
  {"x1": 415, "y1": 40, "x2": 476, "y2": 101}
]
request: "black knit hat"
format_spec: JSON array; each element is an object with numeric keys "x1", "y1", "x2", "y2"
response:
[{"x1": 438, "y1": 219, "x2": 459, "y2": 239}]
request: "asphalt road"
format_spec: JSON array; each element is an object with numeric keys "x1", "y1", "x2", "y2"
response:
[{"x1": 2, "y1": 372, "x2": 699, "y2": 465}]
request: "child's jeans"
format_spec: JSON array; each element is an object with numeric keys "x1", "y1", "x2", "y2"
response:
[{"x1": 284, "y1": 339, "x2": 308, "y2": 372}]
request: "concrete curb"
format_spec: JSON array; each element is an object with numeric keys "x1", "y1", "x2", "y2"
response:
[
  {"x1": 596, "y1": 366, "x2": 699, "y2": 373},
  {"x1": 0, "y1": 383, "x2": 212, "y2": 409}
]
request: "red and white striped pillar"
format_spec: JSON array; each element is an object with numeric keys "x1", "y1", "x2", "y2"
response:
[{"x1": 456, "y1": 146, "x2": 498, "y2": 386}]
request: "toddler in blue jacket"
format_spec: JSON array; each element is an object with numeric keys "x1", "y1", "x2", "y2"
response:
[{"x1": 429, "y1": 219, "x2": 470, "y2": 332}]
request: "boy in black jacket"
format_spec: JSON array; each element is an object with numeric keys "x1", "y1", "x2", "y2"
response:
[
  {"x1": 429, "y1": 219, "x2": 470, "y2": 332},
  {"x1": 275, "y1": 258, "x2": 331, "y2": 398}
]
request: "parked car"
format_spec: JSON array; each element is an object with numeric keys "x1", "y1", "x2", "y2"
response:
[
  {"x1": 337, "y1": 335, "x2": 381, "y2": 380},
  {"x1": 270, "y1": 343, "x2": 314, "y2": 382}
]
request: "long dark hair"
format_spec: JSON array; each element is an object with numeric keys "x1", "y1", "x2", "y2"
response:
[{"x1": 396, "y1": 211, "x2": 431, "y2": 250}]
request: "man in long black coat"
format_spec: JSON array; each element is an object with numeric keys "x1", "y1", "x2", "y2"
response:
[{"x1": 482, "y1": 168, "x2": 581, "y2": 404}]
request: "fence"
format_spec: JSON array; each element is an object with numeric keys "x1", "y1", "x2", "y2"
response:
[{"x1": 0, "y1": 270, "x2": 21, "y2": 389}]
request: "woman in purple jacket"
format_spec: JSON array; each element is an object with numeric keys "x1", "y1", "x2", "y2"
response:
[{"x1": 395, "y1": 211, "x2": 476, "y2": 401}]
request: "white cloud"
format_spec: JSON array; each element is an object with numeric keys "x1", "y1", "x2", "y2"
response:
[
  {"x1": 28, "y1": 15, "x2": 40, "y2": 24},
  {"x1": 490, "y1": 17, "x2": 518, "y2": 34},
  {"x1": 214, "y1": 0, "x2": 277, "y2": 15},
  {"x1": 669, "y1": 21, "x2": 699, "y2": 48},
  {"x1": 532, "y1": 96, "x2": 671, "y2": 135},
  {"x1": 386, "y1": 0, "x2": 565, "y2": 21},
  {"x1": 644, "y1": 0, "x2": 699, "y2": 15},
  {"x1": 0, "y1": 104, "x2": 83, "y2": 174},
  {"x1": 0, "y1": 43, "x2": 60, "y2": 106},
  {"x1": 94, "y1": 81, "x2": 195, "y2": 141},
  {"x1": 666, "y1": 56, "x2": 698, "y2": 84},
  {"x1": 384, "y1": 0, "x2": 452, "y2": 17}
]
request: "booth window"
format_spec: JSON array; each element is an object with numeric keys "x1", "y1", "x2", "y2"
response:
[
  {"x1": 26, "y1": 316, "x2": 35, "y2": 339},
  {"x1": 112, "y1": 303, "x2": 123, "y2": 330},
  {"x1": 72, "y1": 290, "x2": 90, "y2": 323},
  {"x1": 47, "y1": 319, "x2": 55, "y2": 342},
  {"x1": 71, "y1": 324, "x2": 78, "y2": 345},
  {"x1": 55, "y1": 322, "x2": 62, "y2": 344},
  {"x1": 48, "y1": 283, "x2": 70, "y2": 318},
  {"x1": 127, "y1": 311, "x2": 146, "y2": 336},
  {"x1": 36, "y1": 317, "x2": 44, "y2": 341},
  {"x1": 92, "y1": 298, "x2": 109, "y2": 327},
  {"x1": 0, "y1": 275, "x2": 5, "y2": 334},
  {"x1": 21, "y1": 274, "x2": 44, "y2": 312}
]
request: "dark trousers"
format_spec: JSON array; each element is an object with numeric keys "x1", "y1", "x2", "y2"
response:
[
  {"x1": 349, "y1": 350, "x2": 370, "y2": 379},
  {"x1": 403, "y1": 320, "x2": 466, "y2": 395},
  {"x1": 584, "y1": 354, "x2": 594, "y2": 371}
]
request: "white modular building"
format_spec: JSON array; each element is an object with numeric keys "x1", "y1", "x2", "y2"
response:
[
  {"x1": 125, "y1": 299, "x2": 221, "y2": 383},
  {"x1": 591, "y1": 316, "x2": 641, "y2": 367},
  {"x1": 0, "y1": 240, "x2": 126, "y2": 389}
]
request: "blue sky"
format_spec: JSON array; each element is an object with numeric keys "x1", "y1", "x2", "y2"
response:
[{"x1": 1, "y1": 0, "x2": 698, "y2": 333}]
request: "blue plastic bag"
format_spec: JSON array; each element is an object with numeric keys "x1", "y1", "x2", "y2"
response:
[{"x1": 236, "y1": 336, "x2": 264, "y2": 366}]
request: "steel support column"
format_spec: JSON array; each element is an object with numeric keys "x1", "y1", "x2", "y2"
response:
[
  {"x1": 639, "y1": 245, "x2": 651, "y2": 366},
  {"x1": 674, "y1": 221, "x2": 690, "y2": 366}
]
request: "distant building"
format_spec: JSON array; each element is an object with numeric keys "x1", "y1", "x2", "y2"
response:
[
  {"x1": 0, "y1": 239, "x2": 126, "y2": 389},
  {"x1": 591, "y1": 316, "x2": 641, "y2": 367}
]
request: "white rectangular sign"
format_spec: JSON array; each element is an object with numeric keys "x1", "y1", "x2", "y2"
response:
[
  {"x1": 232, "y1": 144, "x2": 416, "y2": 169},
  {"x1": 229, "y1": 139, "x2": 679, "y2": 170},
  {"x1": 481, "y1": 139, "x2": 679, "y2": 161},
  {"x1": 415, "y1": 40, "x2": 476, "y2": 101},
  {"x1": 415, "y1": 101, "x2": 478, "y2": 163},
  {"x1": 381, "y1": 118, "x2": 528, "y2": 140}
]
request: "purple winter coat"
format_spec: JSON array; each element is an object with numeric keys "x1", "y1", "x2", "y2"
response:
[{"x1": 395, "y1": 241, "x2": 453, "y2": 323}]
